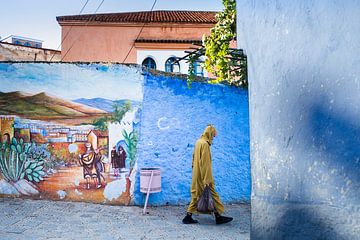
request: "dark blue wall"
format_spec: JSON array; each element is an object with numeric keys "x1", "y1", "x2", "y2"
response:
[{"x1": 134, "y1": 73, "x2": 250, "y2": 205}]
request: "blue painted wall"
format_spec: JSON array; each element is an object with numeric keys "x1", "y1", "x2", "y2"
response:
[
  {"x1": 134, "y1": 73, "x2": 250, "y2": 205},
  {"x1": 237, "y1": 0, "x2": 360, "y2": 239}
]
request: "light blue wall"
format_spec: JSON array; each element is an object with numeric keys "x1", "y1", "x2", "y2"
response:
[
  {"x1": 237, "y1": 0, "x2": 360, "y2": 239},
  {"x1": 134, "y1": 73, "x2": 250, "y2": 205}
]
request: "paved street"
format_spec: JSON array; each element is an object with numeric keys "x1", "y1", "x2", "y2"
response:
[{"x1": 0, "y1": 198, "x2": 250, "y2": 240}]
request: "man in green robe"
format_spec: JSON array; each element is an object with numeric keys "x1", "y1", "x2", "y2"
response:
[{"x1": 182, "y1": 125, "x2": 233, "y2": 225}]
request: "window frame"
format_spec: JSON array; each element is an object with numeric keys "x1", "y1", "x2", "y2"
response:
[
  {"x1": 142, "y1": 57, "x2": 157, "y2": 70},
  {"x1": 165, "y1": 57, "x2": 180, "y2": 73}
]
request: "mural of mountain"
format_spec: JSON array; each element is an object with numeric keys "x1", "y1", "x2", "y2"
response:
[
  {"x1": 0, "y1": 91, "x2": 31, "y2": 99},
  {"x1": 0, "y1": 91, "x2": 106, "y2": 118},
  {"x1": 74, "y1": 98, "x2": 141, "y2": 113}
]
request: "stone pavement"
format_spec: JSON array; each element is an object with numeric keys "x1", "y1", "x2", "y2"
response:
[{"x1": 0, "y1": 198, "x2": 250, "y2": 240}]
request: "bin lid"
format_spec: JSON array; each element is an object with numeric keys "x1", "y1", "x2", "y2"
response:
[{"x1": 140, "y1": 167, "x2": 161, "y2": 171}]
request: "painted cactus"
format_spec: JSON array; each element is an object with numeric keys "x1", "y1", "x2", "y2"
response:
[{"x1": 0, "y1": 137, "x2": 45, "y2": 183}]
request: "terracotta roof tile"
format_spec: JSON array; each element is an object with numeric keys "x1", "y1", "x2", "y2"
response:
[
  {"x1": 57, "y1": 10, "x2": 217, "y2": 24},
  {"x1": 135, "y1": 39, "x2": 202, "y2": 44}
]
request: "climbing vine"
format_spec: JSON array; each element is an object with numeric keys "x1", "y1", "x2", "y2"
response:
[
  {"x1": 187, "y1": 54, "x2": 197, "y2": 87},
  {"x1": 187, "y1": 0, "x2": 247, "y2": 87}
]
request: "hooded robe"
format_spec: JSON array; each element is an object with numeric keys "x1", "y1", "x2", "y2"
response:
[
  {"x1": 187, "y1": 125, "x2": 225, "y2": 214},
  {"x1": 80, "y1": 151, "x2": 97, "y2": 179}
]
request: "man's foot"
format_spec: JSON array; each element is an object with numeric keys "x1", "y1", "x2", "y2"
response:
[
  {"x1": 182, "y1": 214, "x2": 199, "y2": 224},
  {"x1": 96, "y1": 184, "x2": 102, "y2": 189},
  {"x1": 215, "y1": 215, "x2": 233, "y2": 225}
]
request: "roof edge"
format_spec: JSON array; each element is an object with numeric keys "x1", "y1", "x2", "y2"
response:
[
  {"x1": 0, "y1": 41, "x2": 61, "y2": 52},
  {"x1": 56, "y1": 10, "x2": 218, "y2": 24}
]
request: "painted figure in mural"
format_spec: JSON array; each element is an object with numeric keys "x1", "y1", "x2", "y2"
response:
[
  {"x1": 111, "y1": 145, "x2": 127, "y2": 177},
  {"x1": 117, "y1": 145, "x2": 127, "y2": 170},
  {"x1": 182, "y1": 125, "x2": 233, "y2": 225},
  {"x1": 94, "y1": 148, "x2": 106, "y2": 189},
  {"x1": 79, "y1": 143, "x2": 97, "y2": 189},
  {"x1": 111, "y1": 146, "x2": 119, "y2": 176}
]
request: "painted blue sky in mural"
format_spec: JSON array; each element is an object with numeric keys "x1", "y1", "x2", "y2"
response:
[{"x1": 0, "y1": 63, "x2": 143, "y2": 101}]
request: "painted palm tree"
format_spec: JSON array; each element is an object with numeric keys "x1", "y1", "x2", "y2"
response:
[{"x1": 122, "y1": 129, "x2": 138, "y2": 169}]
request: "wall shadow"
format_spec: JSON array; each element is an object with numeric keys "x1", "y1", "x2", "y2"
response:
[
  {"x1": 269, "y1": 94, "x2": 359, "y2": 239},
  {"x1": 270, "y1": 206, "x2": 343, "y2": 240}
]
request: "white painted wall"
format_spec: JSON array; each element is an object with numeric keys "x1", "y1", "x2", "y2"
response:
[{"x1": 108, "y1": 108, "x2": 138, "y2": 154}]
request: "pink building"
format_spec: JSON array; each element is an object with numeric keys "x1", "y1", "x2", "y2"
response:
[{"x1": 57, "y1": 10, "x2": 217, "y2": 76}]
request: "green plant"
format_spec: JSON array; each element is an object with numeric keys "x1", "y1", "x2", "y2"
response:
[
  {"x1": 203, "y1": 0, "x2": 236, "y2": 81},
  {"x1": 188, "y1": 0, "x2": 247, "y2": 87},
  {"x1": 93, "y1": 101, "x2": 132, "y2": 131},
  {"x1": 93, "y1": 117, "x2": 108, "y2": 131},
  {"x1": 111, "y1": 101, "x2": 131, "y2": 124},
  {"x1": 187, "y1": 54, "x2": 197, "y2": 88},
  {"x1": 0, "y1": 138, "x2": 28, "y2": 182},
  {"x1": 0, "y1": 138, "x2": 46, "y2": 183},
  {"x1": 122, "y1": 129, "x2": 139, "y2": 168},
  {"x1": 23, "y1": 143, "x2": 46, "y2": 183}
]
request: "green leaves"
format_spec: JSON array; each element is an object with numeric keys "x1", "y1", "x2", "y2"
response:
[
  {"x1": 93, "y1": 117, "x2": 108, "y2": 131},
  {"x1": 0, "y1": 137, "x2": 27, "y2": 181},
  {"x1": 34, "y1": 165, "x2": 43, "y2": 171},
  {"x1": 10, "y1": 144, "x2": 16, "y2": 152},
  {"x1": 24, "y1": 145, "x2": 30, "y2": 154},
  {"x1": 111, "y1": 101, "x2": 131, "y2": 124},
  {"x1": 25, "y1": 161, "x2": 31, "y2": 169},
  {"x1": 187, "y1": 0, "x2": 247, "y2": 87},
  {"x1": 122, "y1": 129, "x2": 139, "y2": 168},
  {"x1": 24, "y1": 154, "x2": 46, "y2": 183},
  {"x1": 93, "y1": 101, "x2": 132, "y2": 131},
  {"x1": 187, "y1": 55, "x2": 197, "y2": 88},
  {"x1": 0, "y1": 137, "x2": 47, "y2": 183},
  {"x1": 203, "y1": 0, "x2": 236, "y2": 82},
  {"x1": 30, "y1": 162, "x2": 37, "y2": 169},
  {"x1": 25, "y1": 160, "x2": 46, "y2": 183}
]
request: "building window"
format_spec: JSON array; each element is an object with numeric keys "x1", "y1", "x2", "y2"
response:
[
  {"x1": 24, "y1": 42, "x2": 31, "y2": 47},
  {"x1": 142, "y1": 57, "x2": 156, "y2": 70},
  {"x1": 165, "y1": 57, "x2": 180, "y2": 73},
  {"x1": 193, "y1": 61, "x2": 204, "y2": 77},
  {"x1": 14, "y1": 40, "x2": 21, "y2": 45}
]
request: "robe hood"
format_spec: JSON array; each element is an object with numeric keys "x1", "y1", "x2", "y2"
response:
[{"x1": 201, "y1": 125, "x2": 216, "y2": 145}]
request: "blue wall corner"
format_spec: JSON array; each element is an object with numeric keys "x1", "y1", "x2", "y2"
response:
[{"x1": 134, "y1": 74, "x2": 251, "y2": 206}]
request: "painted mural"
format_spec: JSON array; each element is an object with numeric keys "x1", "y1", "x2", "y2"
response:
[{"x1": 0, "y1": 63, "x2": 143, "y2": 205}]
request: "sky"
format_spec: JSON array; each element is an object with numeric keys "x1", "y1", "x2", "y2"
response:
[
  {"x1": 0, "y1": 0, "x2": 223, "y2": 49},
  {"x1": 0, "y1": 63, "x2": 144, "y2": 101}
]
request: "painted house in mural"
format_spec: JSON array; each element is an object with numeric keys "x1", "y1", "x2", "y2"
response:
[
  {"x1": 87, "y1": 130, "x2": 108, "y2": 151},
  {"x1": 0, "y1": 116, "x2": 14, "y2": 142},
  {"x1": 56, "y1": 10, "x2": 217, "y2": 76}
]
